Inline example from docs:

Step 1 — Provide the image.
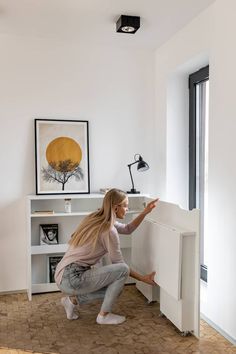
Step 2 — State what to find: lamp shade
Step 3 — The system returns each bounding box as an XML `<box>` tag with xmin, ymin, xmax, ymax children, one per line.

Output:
<box><xmin>137</xmin><ymin>157</ymin><xmax>149</xmax><ymax>171</ymax></box>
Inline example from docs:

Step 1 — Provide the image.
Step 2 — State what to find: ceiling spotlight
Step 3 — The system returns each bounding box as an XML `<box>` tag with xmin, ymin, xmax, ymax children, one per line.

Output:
<box><xmin>116</xmin><ymin>15</ymin><xmax>140</xmax><ymax>34</ymax></box>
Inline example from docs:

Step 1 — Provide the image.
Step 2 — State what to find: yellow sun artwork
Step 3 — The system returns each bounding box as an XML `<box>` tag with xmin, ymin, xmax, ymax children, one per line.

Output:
<box><xmin>46</xmin><ymin>137</ymin><xmax>82</xmax><ymax>172</ymax></box>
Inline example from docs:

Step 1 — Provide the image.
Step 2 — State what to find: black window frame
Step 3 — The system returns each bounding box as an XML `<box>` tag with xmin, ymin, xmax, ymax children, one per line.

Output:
<box><xmin>189</xmin><ymin>65</ymin><xmax>209</xmax><ymax>283</ymax></box>
<box><xmin>188</xmin><ymin>65</ymin><xmax>209</xmax><ymax>210</ymax></box>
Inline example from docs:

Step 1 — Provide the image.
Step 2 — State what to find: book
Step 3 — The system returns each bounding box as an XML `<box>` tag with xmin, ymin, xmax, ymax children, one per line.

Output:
<box><xmin>33</xmin><ymin>210</ymin><xmax>54</xmax><ymax>214</ymax></box>
<box><xmin>99</xmin><ymin>188</ymin><xmax>110</xmax><ymax>194</ymax></box>
<box><xmin>40</xmin><ymin>224</ymin><xmax>59</xmax><ymax>245</ymax></box>
<box><xmin>48</xmin><ymin>256</ymin><xmax>63</xmax><ymax>283</ymax></box>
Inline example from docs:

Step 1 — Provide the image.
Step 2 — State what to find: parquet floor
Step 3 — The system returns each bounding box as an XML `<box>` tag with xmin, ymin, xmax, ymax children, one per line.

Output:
<box><xmin>0</xmin><ymin>285</ymin><xmax>235</xmax><ymax>354</ymax></box>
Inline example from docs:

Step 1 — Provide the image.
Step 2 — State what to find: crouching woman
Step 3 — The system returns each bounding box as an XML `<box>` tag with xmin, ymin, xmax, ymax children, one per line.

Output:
<box><xmin>55</xmin><ymin>188</ymin><xmax>158</xmax><ymax>325</ymax></box>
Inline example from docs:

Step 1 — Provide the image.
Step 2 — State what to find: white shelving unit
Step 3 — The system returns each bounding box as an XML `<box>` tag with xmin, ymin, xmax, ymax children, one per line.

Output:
<box><xmin>26</xmin><ymin>193</ymin><xmax>147</xmax><ymax>300</ymax></box>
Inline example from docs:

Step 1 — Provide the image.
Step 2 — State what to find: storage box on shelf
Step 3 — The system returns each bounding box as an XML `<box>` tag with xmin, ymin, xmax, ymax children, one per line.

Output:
<box><xmin>27</xmin><ymin>193</ymin><xmax>147</xmax><ymax>300</ymax></box>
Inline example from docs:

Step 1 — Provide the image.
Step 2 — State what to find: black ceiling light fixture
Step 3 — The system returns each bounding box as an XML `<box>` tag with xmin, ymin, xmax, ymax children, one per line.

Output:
<box><xmin>116</xmin><ymin>15</ymin><xmax>140</xmax><ymax>34</ymax></box>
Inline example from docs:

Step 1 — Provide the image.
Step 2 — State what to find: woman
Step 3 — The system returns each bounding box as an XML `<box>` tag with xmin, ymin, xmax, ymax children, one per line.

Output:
<box><xmin>55</xmin><ymin>188</ymin><xmax>158</xmax><ymax>325</ymax></box>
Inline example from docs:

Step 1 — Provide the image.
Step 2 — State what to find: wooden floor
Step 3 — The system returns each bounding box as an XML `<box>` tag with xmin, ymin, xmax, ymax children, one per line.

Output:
<box><xmin>0</xmin><ymin>285</ymin><xmax>235</xmax><ymax>354</ymax></box>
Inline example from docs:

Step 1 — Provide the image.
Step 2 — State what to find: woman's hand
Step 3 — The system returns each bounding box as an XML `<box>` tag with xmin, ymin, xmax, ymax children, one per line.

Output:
<box><xmin>143</xmin><ymin>198</ymin><xmax>159</xmax><ymax>215</ymax></box>
<box><xmin>130</xmin><ymin>269</ymin><xmax>157</xmax><ymax>285</ymax></box>
<box><xmin>142</xmin><ymin>271</ymin><xmax>157</xmax><ymax>285</ymax></box>
<box><xmin>127</xmin><ymin>198</ymin><xmax>160</xmax><ymax>233</ymax></box>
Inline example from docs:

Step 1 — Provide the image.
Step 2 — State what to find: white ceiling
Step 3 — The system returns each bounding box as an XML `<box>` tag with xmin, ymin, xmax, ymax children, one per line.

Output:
<box><xmin>0</xmin><ymin>0</ymin><xmax>215</xmax><ymax>50</ymax></box>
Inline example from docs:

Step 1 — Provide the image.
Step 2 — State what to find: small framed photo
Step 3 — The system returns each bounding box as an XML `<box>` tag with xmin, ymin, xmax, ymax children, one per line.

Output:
<box><xmin>48</xmin><ymin>255</ymin><xmax>63</xmax><ymax>283</ymax></box>
<box><xmin>35</xmin><ymin>119</ymin><xmax>90</xmax><ymax>195</ymax></box>
<box><xmin>40</xmin><ymin>224</ymin><xmax>59</xmax><ymax>245</ymax></box>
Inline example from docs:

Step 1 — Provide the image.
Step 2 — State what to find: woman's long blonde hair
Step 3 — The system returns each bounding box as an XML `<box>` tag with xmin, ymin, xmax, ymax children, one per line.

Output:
<box><xmin>69</xmin><ymin>188</ymin><xmax>127</xmax><ymax>248</ymax></box>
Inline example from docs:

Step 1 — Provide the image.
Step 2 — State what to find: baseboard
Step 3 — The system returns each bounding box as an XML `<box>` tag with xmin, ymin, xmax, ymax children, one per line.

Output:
<box><xmin>0</xmin><ymin>285</ymin><xmax>136</xmax><ymax>296</ymax></box>
<box><xmin>200</xmin><ymin>313</ymin><xmax>236</xmax><ymax>346</ymax></box>
<box><xmin>0</xmin><ymin>289</ymin><xmax>27</xmax><ymax>296</ymax></box>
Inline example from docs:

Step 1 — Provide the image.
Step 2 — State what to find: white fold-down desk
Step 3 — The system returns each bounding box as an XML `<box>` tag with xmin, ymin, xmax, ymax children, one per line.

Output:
<box><xmin>131</xmin><ymin>199</ymin><xmax>200</xmax><ymax>337</ymax></box>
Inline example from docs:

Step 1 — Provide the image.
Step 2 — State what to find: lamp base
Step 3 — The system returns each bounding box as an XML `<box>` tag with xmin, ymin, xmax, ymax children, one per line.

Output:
<box><xmin>127</xmin><ymin>189</ymin><xmax>140</xmax><ymax>194</ymax></box>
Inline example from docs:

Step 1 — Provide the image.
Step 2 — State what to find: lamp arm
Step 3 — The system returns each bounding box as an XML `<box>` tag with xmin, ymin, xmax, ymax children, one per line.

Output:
<box><xmin>128</xmin><ymin>160</ymin><xmax>139</xmax><ymax>167</ymax></box>
<box><xmin>128</xmin><ymin>164</ymin><xmax>135</xmax><ymax>190</ymax></box>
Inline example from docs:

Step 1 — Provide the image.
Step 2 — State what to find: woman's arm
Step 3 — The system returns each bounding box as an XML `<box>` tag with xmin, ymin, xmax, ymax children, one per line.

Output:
<box><xmin>128</xmin><ymin>198</ymin><xmax>159</xmax><ymax>232</ymax></box>
<box><xmin>130</xmin><ymin>269</ymin><xmax>156</xmax><ymax>285</ymax></box>
<box><xmin>114</xmin><ymin>198</ymin><xmax>159</xmax><ymax>235</ymax></box>
<box><xmin>128</xmin><ymin>200</ymin><xmax>159</xmax><ymax>284</ymax></box>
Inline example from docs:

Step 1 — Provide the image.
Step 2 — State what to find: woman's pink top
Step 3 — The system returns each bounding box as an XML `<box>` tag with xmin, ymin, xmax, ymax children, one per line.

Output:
<box><xmin>55</xmin><ymin>221</ymin><xmax>136</xmax><ymax>285</ymax></box>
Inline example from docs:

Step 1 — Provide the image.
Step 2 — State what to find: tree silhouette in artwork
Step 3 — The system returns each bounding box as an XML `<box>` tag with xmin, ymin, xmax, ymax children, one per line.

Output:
<box><xmin>42</xmin><ymin>137</ymin><xmax>84</xmax><ymax>190</ymax></box>
<box><xmin>42</xmin><ymin>159</ymin><xmax>84</xmax><ymax>191</ymax></box>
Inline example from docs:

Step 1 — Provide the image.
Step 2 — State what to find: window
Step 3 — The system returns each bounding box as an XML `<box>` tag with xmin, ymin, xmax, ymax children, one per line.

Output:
<box><xmin>189</xmin><ymin>65</ymin><xmax>209</xmax><ymax>282</ymax></box>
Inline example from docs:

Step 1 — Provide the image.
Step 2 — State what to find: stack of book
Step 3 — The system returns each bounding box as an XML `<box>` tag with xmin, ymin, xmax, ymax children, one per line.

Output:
<box><xmin>33</xmin><ymin>210</ymin><xmax>54</xmax><ymax>215</ymax></box>
<box><xmin>99</xmin><ymin>188</ymin><xmax>110</xmax><ymax>194</ymax></box>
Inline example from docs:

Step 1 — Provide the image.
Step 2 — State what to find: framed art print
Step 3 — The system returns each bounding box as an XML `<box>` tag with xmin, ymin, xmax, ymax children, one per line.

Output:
<box><xmin>35</xmin><ymin>119</ymin><xmax>90</xmax><ymax>195</ymax></box>
<box><xmin>40</xmin><ymin>224</ymin><xmax>59</xmax><ymax>245</ymax></box>
<box><xmin>48</xmin><ymin>255</ymin><xmax>63</xmax><ymax>283</ymax></box>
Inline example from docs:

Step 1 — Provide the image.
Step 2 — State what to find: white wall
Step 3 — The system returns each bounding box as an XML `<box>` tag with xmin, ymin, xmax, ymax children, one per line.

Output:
<box><xmin>155</xmin><ymin>0</ymin><xmax>236</xmax><ymax>342</ymax></box>
<box><xmin>204</xmin><ymin>0</ymin><xmax>236</xmax><ymax>342</ymax></box>
<box><xmin>0</xmin><ymin>34</ymin><xmax>155</xmax><ymax>292</ymax></box>
<box><xmin>166</xmin><ymin>72</ymin><xmax>190</xmax><ymax>209</ymax></box>
<box><xmin>155</xmin><ymin>8</ymin><xmax>210</xmax><ymax>208</ymax></box>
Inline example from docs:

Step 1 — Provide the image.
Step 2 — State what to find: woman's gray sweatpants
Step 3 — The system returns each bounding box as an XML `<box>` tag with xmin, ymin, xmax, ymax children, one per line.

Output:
<box><xmin>58</xmin><ymin>262</ymin><xmax>129</xmax><ymax>312</ymax></box>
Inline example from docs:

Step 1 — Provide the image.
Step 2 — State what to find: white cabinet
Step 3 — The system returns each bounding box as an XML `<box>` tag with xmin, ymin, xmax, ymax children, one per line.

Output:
<box><xmin>131</xmin><ymin>199</ymin><xmax>200</xmax><ymax>337</ymax></box>
<box><xmin>26</xmin><ymin>193</ymin><xmax>146</xmax><ymax>301</ymax></box>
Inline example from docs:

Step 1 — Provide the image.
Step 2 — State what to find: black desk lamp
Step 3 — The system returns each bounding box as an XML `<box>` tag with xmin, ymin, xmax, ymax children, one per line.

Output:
<box><xmin>127</xmin><ymin>154</ymin><xmax>149</xmax><ymax>194</ymax></box>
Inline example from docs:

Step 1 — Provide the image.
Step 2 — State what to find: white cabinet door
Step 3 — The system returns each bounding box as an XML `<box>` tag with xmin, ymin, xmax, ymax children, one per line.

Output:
<box><xmin>131</xmin><ymin>219</ymin><xmax>182</xmax><ymax>300</ymax></box>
